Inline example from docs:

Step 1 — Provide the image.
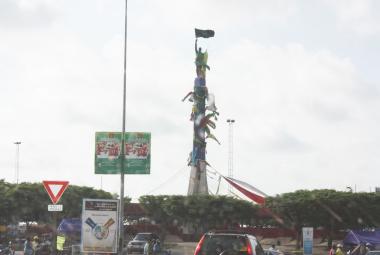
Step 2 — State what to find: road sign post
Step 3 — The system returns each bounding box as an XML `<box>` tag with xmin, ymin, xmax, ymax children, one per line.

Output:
<box><xmin>42</xmin><ymin>181</ymin><xmax>69</xmax><ymax>255</ymax></box>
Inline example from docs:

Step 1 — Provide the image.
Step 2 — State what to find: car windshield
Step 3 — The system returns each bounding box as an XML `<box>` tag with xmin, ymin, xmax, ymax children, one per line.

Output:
<box><xmin>200</xmin><ymin>235</ymin><xmax>249</xmax><ymax>255</ymax></box>
<box><xmin>134</xmin><ymin>234</ymin><xmax>151</xmax><ymax>241</ymax></box>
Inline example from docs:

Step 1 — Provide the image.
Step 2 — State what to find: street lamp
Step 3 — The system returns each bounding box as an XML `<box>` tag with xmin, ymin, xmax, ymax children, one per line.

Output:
<box><xmin>119</xmin><ymin>0</ymin><xmax>128</xmax><ymax>253</ymax></box>
<box><xmin>227</xmin><ymin>119</ymin><xmax>235</xmax><ymax>194</ymax></box>
<box><xmin>14</xmin><ymin>141</ymin><xmax>21</xmax><ymax>184</ymax></box>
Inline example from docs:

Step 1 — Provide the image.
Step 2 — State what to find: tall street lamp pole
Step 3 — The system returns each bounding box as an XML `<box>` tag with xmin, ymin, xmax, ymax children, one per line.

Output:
<box><xmin>227</xmin><ymin>119</ymin><xmax>235</xmax><ymax>194</ymax></box>
<box><xmin>14</xmin><ymin>141</ymin><xmax>21</xmax><ymax>184</ymax></box>
<box><xmin>119</xmin><ymin>0</ymin><xmax>128</xmax><ymax>254</ymax></box>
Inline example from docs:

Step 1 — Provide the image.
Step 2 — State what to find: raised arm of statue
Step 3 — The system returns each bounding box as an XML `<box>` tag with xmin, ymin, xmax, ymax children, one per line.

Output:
<box><xmin>195</xmin><ymin>39</ymin><xmax>198</xmax><ymax>54</ymax></box>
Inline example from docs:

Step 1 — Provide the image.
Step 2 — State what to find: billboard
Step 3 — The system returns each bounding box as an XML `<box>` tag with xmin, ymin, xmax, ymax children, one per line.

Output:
<box><xmin>81</xmin><ymin>199</ymin><xmax>119</xmax><ymax>253</ymax></box>
<box><xmin>95</xmin><ymin>132</ymin><xmax>151</xmax><ymax>174</ymax></box>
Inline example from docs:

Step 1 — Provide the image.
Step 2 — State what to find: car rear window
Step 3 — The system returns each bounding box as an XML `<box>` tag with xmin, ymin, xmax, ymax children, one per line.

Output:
<box><xmin>200</xmin><ymin>234</ymin><xmax>250</xmax><ymax>255</ymax></box>
<box><xmin>134</xmin><ymin>233</ymin><xmax>151</xmax><ymax>241</ymax></box>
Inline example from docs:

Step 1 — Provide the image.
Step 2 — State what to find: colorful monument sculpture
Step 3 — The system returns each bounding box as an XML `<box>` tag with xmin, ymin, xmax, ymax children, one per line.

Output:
<box><xmin>183</xmin><ymin>28</ymin><xmax>219</xmax><ymax>195</ymax></box>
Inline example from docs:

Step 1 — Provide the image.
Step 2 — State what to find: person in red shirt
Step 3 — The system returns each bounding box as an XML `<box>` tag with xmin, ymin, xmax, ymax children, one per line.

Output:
<box><xmin>329</xmin><ymin>244</ymin><xmax>337</xmax><ymax>255</ymax></box>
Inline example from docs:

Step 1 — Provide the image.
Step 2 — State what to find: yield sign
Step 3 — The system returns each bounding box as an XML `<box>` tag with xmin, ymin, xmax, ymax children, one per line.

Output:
<box><xmin>42</xmin><ymin>181</ymin><xmax>69</xmax><ymax>204</ymax></box>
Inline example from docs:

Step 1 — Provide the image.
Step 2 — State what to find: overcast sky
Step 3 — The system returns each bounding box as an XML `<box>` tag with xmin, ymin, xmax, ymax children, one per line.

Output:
<box><xmin>1</xmin><ymin>0</ymin><xmax>380</xmax><ymax>201</ymax></box>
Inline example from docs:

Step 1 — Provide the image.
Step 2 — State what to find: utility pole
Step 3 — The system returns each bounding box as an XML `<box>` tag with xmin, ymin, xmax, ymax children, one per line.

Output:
<box><xmin>227</xmin><ymin>119</ymin><xmax>235</xmax><ymax>194</ymax></box>
<box><xmin>14</xmin><ymin>141</ymin><xmax>21</xmax><ymax>184</ymax></box>
<box><xmin>119</xmin><ymin>0</ymin><xmax>128</xmax><ymax>254</ymax></box>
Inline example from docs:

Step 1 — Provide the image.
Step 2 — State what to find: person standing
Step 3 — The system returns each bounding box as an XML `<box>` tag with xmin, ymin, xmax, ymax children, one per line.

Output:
<box><xmin>144</xmin><ymin>240</ymin><xmax>150</xmax><ymax>255</ymax></box>
<box><xmin>24</xmin><ymin>237</ymin><xmax>34</xmax><ymax>255</ymax></box>
<box><xmin>336</xmin><ymin>244</ymin><xmax>345</xmax><ymax>255</ymax></box>
<box><xmin>8</xmin><ymin>241</ymin><xmax>15</xmax><ymax>255</ymax></box>
<box><xmin>359</xmin><ymin>243</ymin><xmax>370</xmax><ymax>255</ymax></box>
<box><xmin>153</xmin><ymin>239</ymin><xmax>161</xmax><ymax>255</ymax></box>
<box><xmin>32</xmin><ymin>236</ymin><xmax>40</xmax><ymax>254</ymax></box>
<box><xmin>329</xmin><ymin>244</ymin><xmax>337</xmax><ymax>255</ymax></box>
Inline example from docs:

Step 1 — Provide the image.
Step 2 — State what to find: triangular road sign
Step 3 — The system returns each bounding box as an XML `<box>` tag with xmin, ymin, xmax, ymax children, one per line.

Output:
<box><xmin>42</xmin><ymin>180</ymin><xmax>69</xmax><ymax>204</ymax></box>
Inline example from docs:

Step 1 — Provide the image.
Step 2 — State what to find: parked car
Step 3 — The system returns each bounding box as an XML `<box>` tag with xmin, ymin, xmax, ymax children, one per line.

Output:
<box><xmin>264</xmin><ymin>248</ymin><xmax>283</xmax><ymax>255</ymax></box>
<box><xmin>126</xmin><ymin>232</ymin><xmax>159</xmax><ymax>254</ymax></box>
<box><xmin>0</xmin><ymin>243</ymin><xmax>13</xmax><ymax>255</ymax></box>
<box><xmin>366</xmin><ymin>251</ymin><xmax>380</xmax><ymax>255</ymax></box>
<box><xmin>194</xmin><ymin>231</ymin><xmax>265</xmax><ymax>255</ymax></box>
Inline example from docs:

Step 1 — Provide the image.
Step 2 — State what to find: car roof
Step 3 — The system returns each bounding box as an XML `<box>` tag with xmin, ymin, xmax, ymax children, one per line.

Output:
<box><xmin>205</xmin><ymin>232</ymin><xmax>256</xmax><ymax>238</ymax></box>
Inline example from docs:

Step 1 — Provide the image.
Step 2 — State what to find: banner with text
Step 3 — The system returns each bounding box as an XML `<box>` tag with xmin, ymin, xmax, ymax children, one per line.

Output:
<box><xmin>81</xmin><ymin>199</ymin><xmax>119</xmax><ymax>253</ymax></box>
<box><xmin>95</xmin><ymin>132</ymin><xmax>151</xmax><ymax>174</ymax></box>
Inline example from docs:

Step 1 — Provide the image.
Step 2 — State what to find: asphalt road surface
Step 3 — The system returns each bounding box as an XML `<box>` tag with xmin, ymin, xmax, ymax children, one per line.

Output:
<box><xmin>167</xmin><ymin>242</ymin><xmax>196</xmax><ymax>255</ymax></box>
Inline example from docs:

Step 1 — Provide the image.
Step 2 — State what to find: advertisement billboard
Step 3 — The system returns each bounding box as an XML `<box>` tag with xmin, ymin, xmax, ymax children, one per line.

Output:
<box><xmin>95</xmin><ymin>132</ymin><xmax>151</xmax><ymax>174</ymax></box>
<box><xmin>81</xmin><ymin>199</ymin><xmax>119</xmax><ymax>253</ymax></box>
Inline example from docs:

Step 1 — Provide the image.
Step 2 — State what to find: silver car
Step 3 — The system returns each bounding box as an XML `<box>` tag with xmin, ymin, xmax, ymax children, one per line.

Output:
<box><xmin>127</xmin><ymin>233</ymin><xmax>159</xmax><ymax>254</ymax></box>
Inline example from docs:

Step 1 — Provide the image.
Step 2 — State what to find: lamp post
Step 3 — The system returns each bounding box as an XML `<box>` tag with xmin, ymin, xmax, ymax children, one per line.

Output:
<box><xmin>14</xmin><ymin>141</ymin><xmax>21</xmax><ymax>184</ymax></box>
<box><xmin>227</xmin><ymin>119</ymin><xmax>235</xmax><ymax>194</ymax></box>
<box><xmin>119</xmin><ymin>0</ymin><xmax>128</xmax><ymax>254</ymax></box>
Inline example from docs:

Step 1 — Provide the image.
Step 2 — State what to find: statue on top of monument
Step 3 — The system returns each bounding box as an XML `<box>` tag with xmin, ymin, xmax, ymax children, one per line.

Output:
<box><xmin>195</xmin><ymin>39</ymin><xmax>209</xmax><ymax>77</ymax></box>
<box><xmin>194</xmin><ymin>28</ymin><xmax>214</xmax><ymax>78</ymax></box>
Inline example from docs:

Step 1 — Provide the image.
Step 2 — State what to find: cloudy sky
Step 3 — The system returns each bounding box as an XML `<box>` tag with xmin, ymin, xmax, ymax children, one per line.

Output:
<box><xmin>1</xmin><ymin>0</ymin><xmax>380</xmax><ymax>200</ymax></box>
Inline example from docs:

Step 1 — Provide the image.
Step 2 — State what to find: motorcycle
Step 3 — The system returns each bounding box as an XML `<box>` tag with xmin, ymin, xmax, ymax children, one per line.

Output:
<box><xmin>0</xmin><ymin>246</ymin><xmax>14</xmax><ymax>255</ymax></box>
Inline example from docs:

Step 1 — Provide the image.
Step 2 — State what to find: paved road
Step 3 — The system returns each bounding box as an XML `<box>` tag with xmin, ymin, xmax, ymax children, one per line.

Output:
<box><xmin>169</xmin><ymin>242</ymin><xmax>196</xmax><ymax>255</ymax></box>
<box><xmin>122</xmin><ymin>242</ymin><xmax>196</xmax><ymax>255</ymax></box>
<box><xmin>13</xmin><ymin>242</ymin><xmax>196</xmax><ymax>255</ymax></box>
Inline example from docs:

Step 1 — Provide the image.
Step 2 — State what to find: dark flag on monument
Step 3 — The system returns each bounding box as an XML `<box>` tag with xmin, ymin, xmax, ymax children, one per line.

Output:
<box><xmin>195</xmin><ymin>28</ymin><xmax>215</xmax><ymax>38</ymax></box>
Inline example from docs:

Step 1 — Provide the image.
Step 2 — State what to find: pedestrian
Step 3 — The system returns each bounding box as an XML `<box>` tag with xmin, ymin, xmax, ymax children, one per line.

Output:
<box><xmin>144</xmin><ymin>240</ymin><xmax>150</xmax><ymax>255</ymax></box>
<box><xmin>153</xmin><ymin>239</ymin><xmax>161</xmax><ymax>255</ymax></box>
<box><xmin>336</xmin><ymin>244</ymin><xmax>344</xmax><ymax>255</ymax></box>
<box><xmin>24</xmin><ymin>237</ymin><xmax>34</xmax><ymax>255</ymax></box>
<box><xmin>365</xmin><ymin>243</ymin><xmax>372</xmax><ymax>252</ymax></box>
<box><xmin>32</xmin><ymin>236</ymin><xmax>40</xmax><ymax>254</ymax></box>
<box><xmin>8</xmin><ymin>241</ymin><xmax>15</xmax><ymax>255</ymax></box>
<box><xmin>359</xmin><ymin>243</ymin><xmax>370</xmax><ymax>255</ymax></box>
<box><xmin>329</xmin><ymin>244</ymin><xmax>337</xmax><ymax>255</ymax></box>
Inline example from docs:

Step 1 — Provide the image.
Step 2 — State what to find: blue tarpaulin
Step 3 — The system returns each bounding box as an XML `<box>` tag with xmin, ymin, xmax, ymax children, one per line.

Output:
<box><xmin>57</xmin><ymin>218</ymin><xmax>81</xmax><ymax>235</ymax></box>
<box><xmin>343</xmin><ymin>230</ymin><xmax>380</xmax><ymax>246</ymax></box>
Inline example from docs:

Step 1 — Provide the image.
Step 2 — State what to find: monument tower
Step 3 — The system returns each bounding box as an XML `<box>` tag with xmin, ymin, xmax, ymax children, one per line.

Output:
<box><xmin>183</xmin><ymin>29</ymin><xmax>219</xmax><ymax>195</ymax></box>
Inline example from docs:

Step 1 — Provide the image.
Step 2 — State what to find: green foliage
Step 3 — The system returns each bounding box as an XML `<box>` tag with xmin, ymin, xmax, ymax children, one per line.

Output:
<box><xmin>265</xmin><ymin>189</ymin><xmax>380</xmax><ymax>230</ymax></box>
<box><xmin>265</xmin><ymin>189</ymin><xmax>380</xmax><ymax>249</ymax></box>
<box><xmin>0</xmin><ymin>180</ymin><xmax>15</xmax><ymax>224</ymax></box>
<box><xmin>9</xmin><ymin>182</ymin><xmax>51</xmax><ymax>223</ymax></box>
<box><xmin>0</xmin><ymin>180</ymin><xmax>116</xmax><ymax>224</ymax></box>
<box><xmin>2</xmin><ymin>178</ymin><xmax>380</xmax><ymax>242</ymax></box>
<box><xmin>60</xmin><ymin>185</ymin><xmax>115</xmax><ymax>219</ymax></box>
<box><xmin>139</xmin><ymin>195</ymin><xmax>259</xmax><ymax>234</ymax></box>
<box><xmin>140</xmin><ymin>191</ymin><xmax>380</xmax><ymax>246</ymax></box>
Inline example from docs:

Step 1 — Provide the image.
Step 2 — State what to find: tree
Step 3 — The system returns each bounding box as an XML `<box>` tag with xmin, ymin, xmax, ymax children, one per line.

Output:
<box><xmin>1</xmin><ymin>181</ymin><xmax>116</xmax><ymax>226</ymax></box>
<box><xmin>8</xmin><ymin>182</ymin><xmax>51</xmax><ymax>224</ymax></box>
<box><xmin>60</xmin><ymin>185</ymin><xmax>114</xmax><ymax>219</ymax></box>
<box><xmin>139</xmin><ymin>195</ymin><xmax>260</xmax><ymax>237</ymax></box>
<box><xmin>0</xmin><ymin>180</ymin><xmax>15</xmax><ymax>224</ymax></box>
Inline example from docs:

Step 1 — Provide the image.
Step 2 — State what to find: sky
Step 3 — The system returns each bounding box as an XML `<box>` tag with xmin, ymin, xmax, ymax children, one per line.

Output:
<box><xmin>1</xmin><ymin>0</ymin><xmax>380</xmax><ymax>201</ymax></box>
